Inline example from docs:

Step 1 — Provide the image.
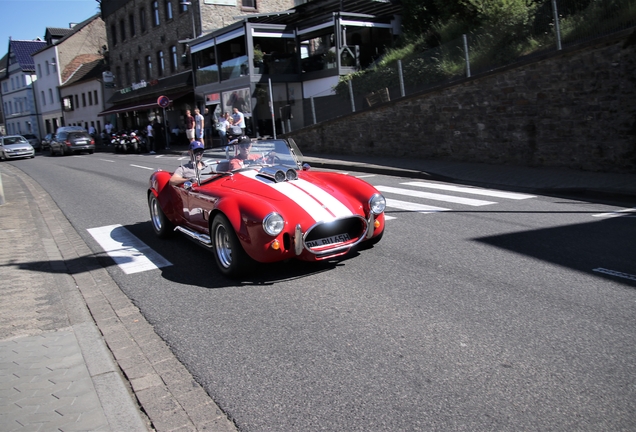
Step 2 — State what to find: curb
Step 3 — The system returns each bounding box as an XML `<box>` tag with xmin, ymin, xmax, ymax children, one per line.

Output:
<box><xmin>6</xmin><ymin>164</ymin><xmax>237</xmax><ymax>432</ymax></box>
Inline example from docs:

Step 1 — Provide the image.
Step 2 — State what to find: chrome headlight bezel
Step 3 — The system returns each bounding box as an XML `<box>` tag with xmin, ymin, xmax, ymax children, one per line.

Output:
<box><xmin>263</xmin><ymin>212</ymin><xmax>285</xmax><ymax>236</ymax></box>
<box><xmin>369</xmin><ymin>193</ymin><xmax>386</xmax><ymax>215</ymax></box>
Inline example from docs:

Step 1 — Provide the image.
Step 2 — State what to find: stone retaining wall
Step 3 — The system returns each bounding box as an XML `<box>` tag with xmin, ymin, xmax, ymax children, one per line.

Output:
<box><xmin>286</xmin><ymin>29</ymin><xmax>636</xmax><ymax>173</ymax></box>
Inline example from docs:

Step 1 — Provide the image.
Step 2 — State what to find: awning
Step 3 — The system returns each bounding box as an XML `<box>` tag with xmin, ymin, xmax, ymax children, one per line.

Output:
<box><xmin>98</xmin><ymin>91</ymin><xmax>191</xmax><ymax>116</ymax></box>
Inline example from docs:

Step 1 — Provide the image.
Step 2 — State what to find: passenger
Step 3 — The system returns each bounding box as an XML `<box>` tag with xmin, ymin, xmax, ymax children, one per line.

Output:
<box><xmin>229</xmin><ymin>137</ymin><xmax>274</xmax><ymax>170</ymax></box>
<box><xmin>169</xmin><ymin>140</ymin><xmax>209</xmax><ymax>186</ymax></box>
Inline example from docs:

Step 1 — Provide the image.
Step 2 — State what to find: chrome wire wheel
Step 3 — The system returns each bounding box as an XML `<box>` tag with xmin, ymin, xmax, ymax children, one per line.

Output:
<box><xmin>214</xmin><ymin>222</ymin><xmax>233</xmax><ymax>269</ymax></box>
<box><xmin>148</xmin><ymin>194</ymin><xmax>173</xmax><ymax>238</ymax></box>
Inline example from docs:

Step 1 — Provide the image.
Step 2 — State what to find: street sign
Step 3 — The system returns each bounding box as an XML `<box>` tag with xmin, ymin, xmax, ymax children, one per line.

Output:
<box><xmin>157</xmin><ymin>95</ymin><xmax>170</xmax><ymax>108</ymax></box>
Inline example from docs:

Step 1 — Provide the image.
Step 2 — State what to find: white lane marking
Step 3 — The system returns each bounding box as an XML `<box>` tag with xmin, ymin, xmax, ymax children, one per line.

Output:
<box><xmin>87</xmin><ymin>224</ymin><xmax>172</xmax><ymax>274</ymax></box>
<box><xmin>130</xmin><ymin>164</ymin><xmax>155</xmax><ymax>170</ymax></box>
<box><xmin>384</xmin><ymin>215</ymin><xmax>397</xmax><ymax>220</ymax></box>
<box><xmin>592</xmin><ymin>208</ymin><xmax>636</xmax><ymax>218</ymax></box>
<box><xmin>355</xmin><ymin>174</ymin><xmax>376</xmax><ymax>179</ymax></box>
<box><xmin>386</xmin><ymin>198</ymin><xmax>450</xmax><ymax>213</ymax></box>
<box><xmin>593</xmin><ymin>268</ymin><xmax>636</xmax><ymax>281</ymax></box>
<box><xmin>377</xmin><ymin>185</ymin><xmax>496</xmax><ymax>206</ymax></box>
<box><xmin>99</xmin><ymin>159</ymin><xmax>115</xmax><ymax>163</ymax></box>
<box><xmin>402</xmin><ymin>181</ymin><xmax>536</xmax><ymax>200</ymax></box>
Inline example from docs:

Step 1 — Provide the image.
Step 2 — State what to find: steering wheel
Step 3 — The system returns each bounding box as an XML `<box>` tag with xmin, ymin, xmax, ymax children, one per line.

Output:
<box><xmin>265</xmin><ymin>152</ymin><xmax>281</xmax><ymax>165</ymax></box>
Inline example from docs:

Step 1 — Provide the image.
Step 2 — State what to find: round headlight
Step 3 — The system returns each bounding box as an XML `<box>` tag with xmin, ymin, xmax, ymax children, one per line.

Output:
<box><xmin>286</xmin><ymin>169</ymin><xmax>298</xmax><ymax>181</ymax></box>
<box><xmin>369</xmin><ymin>193</ymin><xmax>386</xmax><ymax>215</ymax></box>
<box><xmin>263</xmin><ymin>212</ymin><xmax>285</xmax><ymax>236</ymax></box>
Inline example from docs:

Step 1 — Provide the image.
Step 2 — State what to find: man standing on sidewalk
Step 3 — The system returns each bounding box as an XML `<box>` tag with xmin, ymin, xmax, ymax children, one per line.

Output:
<box><xmin>185</xmin><ymin>110</ymin><xmax>195</xmax><ymax>143</ymax></box>
<box><xmin>147</xmin><ymin>122</ymin><xmax>155</xmax><ymax>154</ymax></box>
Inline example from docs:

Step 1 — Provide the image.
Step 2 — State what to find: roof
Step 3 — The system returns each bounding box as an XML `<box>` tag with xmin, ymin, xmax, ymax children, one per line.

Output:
<box><xmin>60</xmin><ymin>54</ymin><xmax>104</xmax><ymax>84</ymax></box>
<box><xmin>239</xmin><ymin>0</ymin><xmax>401</xmax><ymax>26</ymax></box>
<box><xmin>34</xmin><ymin>14</ymin><xmax>102</xmax><ymax>55</ymax></box>
<box><xmin>60</xmin><ymin>58</ymin><xmax>105</xmax><ymax>87</ymax></box>
<box><xmin>8</xmin><ymin>39</ymin><xmax>47</xmax><ymax>72</ymax></box>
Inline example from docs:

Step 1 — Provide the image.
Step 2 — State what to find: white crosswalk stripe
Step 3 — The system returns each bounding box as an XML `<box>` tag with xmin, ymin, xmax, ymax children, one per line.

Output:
<box><xmin>401</xmin><ymin>181</ymin><xmax>536</xmax><ymax>200</ymax></box>
<box><xmin>373</xmin><ymin>181</ymin><xmax>537</xmax><ymax>220</ymax></box>
<box><xmin>385</xmin><ymin>198</ymin><xmax>450</xmax><ymax>213</ymax></box>
<box><xmin>377</xmin><ymin>185</ymin><xmax>496</xmax><ymax>206</ymax></box>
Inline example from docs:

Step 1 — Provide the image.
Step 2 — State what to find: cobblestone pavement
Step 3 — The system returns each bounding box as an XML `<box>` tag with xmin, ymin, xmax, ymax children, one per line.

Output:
<box><xmin>0</xmin><ymin>163</ymin><xmax>236</xmax><ymax>432</ymax></box>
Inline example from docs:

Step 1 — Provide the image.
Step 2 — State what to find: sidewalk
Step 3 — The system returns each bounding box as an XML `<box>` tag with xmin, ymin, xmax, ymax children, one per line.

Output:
<box><xmin>0</xmin><ymin>163</ymin><xmax>236</xmax><ymax>432</ymax></box>
<box><xmin>1</xmin><ymin>150</ymin><xmax>633</xmax><ymax>431</ymax></box>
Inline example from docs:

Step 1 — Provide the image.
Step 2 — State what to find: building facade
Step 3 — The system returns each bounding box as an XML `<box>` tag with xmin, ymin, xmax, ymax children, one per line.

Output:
<box><xmin>98</xmin><ymin>0</ymin><xmax>296</xmax><ymax>143</ymax></box>
<box><xmin>32</xmin><ymin>15</ymin><xmax>107</xmax><ymax>138</ymax></box>
<box><xmin>190</xmin><ymin>0</ymin><xmax>401</xmax><ymax>138</ymax></box>
<box><xmin>1</xmin><ymin>39</ymin><xmax>47</xmax><ymax>138</ymax></box>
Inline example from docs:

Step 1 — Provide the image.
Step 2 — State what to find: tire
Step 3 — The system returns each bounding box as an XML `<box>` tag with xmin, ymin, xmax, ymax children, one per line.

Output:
<box><xmin>148</xmin><ymin>193</ymin><xmax>174</xmax><ymax>238</ymax></box>
<box><xmin>211</xmin><ymin>213</ymin><xmax>253</xmax><ymax>277</ymax></box>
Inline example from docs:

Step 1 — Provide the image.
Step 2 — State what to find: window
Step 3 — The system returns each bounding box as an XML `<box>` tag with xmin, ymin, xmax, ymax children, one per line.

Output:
<box><xmin>170</xmin><ymin>46</ymin><xmax>178</xmax><ymax>72</ymax></box>
<box><xmin>41</xmin><ymin>91</ymin><xmax>46</xmax><ymax>106</ymax></box>
<box><xmin>120</xmin><ymin>19</ymin><xmax>126</xmax><ymax>41</ymax></box>
<box><xmin>45</xmin><ymin>61</ymin><xmax>50</xmax><ymax>75</ymax></box>
<box><xmin>75</xmin><ymin>94</ymin><xmax>79</xmax><ymax>108</ymax></box>
<box><xmin>140</xmin><ymin>8</ymin><xmax>147</xmax><ymax>32</ymax></box>
<box><xmin>152</xmin><ymin>1</ymin><xmax>160</xmax><ymax>27</ymax></box>
<box><xmin>82</xmin><ymin>93</ymin><xmax>86</xmax><ymax>107</ymax></box>
<box><xmin>115</xmin><ymin>66</ymin><xmax>122</xmax><ymax>87</ymax></box>
<box><xmin>49</xmin><ymin>89</ymin><xmax>53</xmax><ymax>104</ymax></box>
<box><xmin>134</xmin><ymin>59</ymin><xmax>141</xmax><ymax>82</ymax></box>
<box><xmin>63</xmin><ymin>96</ymin><xmax>74</xmax><ymax>112</ymax></box>
<box><xmin>216</xmin><ymin>33</ymin><xmax>248</xmax><ymax>81</ymax></box>
<box><xmin>88</xmin><ymin>91</ymin><xmax>93</xmax><ymax>105</ymax></box>
<box><xmin>145</xmin><ymin>55</ymin><xmax>152</xmax><ymax>79</ymax></box>
<box><xmin>94</xmin><ymin>90</ymin><xmax>98</xmax><ymax>105</ymax></box>
<box><xmin>111</xmin><ymin>24</ymin><xmax>117</xmax><ymax>45</ymax></box>
<box><xmin>129</xmin><ymin>14</ymin><xmax>136</xmax><ymax>37</ymax></box>
<box><xmin>242</xmin><ymin>0</ymin><xmax>256</xmax><ymax>8</ymax></box>
<box><xmin>165</xmin><ymin>0</ymin><xmax>173</xmax><ymax>20</ymax></box>
<box><xmin>51</xmin><ymin>58</ymin><xmax>57</xmax><ymax>73</ymax></box>
<box><xmin>180</xmin><ymin>1</ymin><xmax>188</xmax><ymax>12</ymax></box>
<box><xmin>125</xmin><ymin>62</ymin><xmax>131</xmax><ymax>85</ymax></box>
<box><xmin>156</xmin><ymin>51</ymin><xmax>165</xmax><ymax>77</ymax></box>
<box><xmin>37</xmin><ymin>64</ymin><xmax>42</xmax><ymax>77</ymax></box>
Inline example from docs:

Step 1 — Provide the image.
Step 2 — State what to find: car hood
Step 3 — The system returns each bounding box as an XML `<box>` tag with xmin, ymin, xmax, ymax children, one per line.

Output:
<box><xmin>219</xmin><ymin>169</ymin><xmax>360</xmax><ymax>221</ymax></box>
<box><xmin>4</xmin><ymin>143</ymin><xmax>32</xmax><ymax>150</ymax></box>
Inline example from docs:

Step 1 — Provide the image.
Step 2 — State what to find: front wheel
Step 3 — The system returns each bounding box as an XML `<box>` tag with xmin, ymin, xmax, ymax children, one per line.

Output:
<box><xmin>211</xmin><ymin>214</ymin><xmax>253</xmax><ymax>277</ymax></box>
<box><xmin>148</xmin><ymin>193</ymin><xmax>174</xmax><ymax>238</ymax></box>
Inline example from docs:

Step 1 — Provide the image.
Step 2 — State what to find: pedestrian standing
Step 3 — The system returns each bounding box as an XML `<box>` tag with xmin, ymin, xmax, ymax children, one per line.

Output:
<box><xmin>232</xmin><ymin>107</ymin><xmax>245</xmax><ymax>135</ymax></box>
<box><xmin>185</xmin><ymin>109</ymin><xmax>195</xmax><ymax>142</ymax></box>
<box><xmin>147</xmin><ymin>122</ymin><xmax>155</xmax><ymax>154</ymax></box>
<box><xmin>194</xmin><ymin>108</ymin><xmax>205</xmax><ymax>144</ymax></box>
<box><xmin>204</xmin><ymin>108</ymin><xmax>213</xmax><ymax>148</ymax></box>
<box><xmin>217</xmin><ymin>112</ymin><xmax>230</xmax><ymax>156</ymax></box>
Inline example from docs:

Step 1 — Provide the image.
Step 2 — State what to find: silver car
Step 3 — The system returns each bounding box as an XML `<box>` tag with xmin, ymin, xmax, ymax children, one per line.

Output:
<box><xmin>0</xmin><ymin>135</ymin><xmax>35</xmax><ymax>160</ymax></box>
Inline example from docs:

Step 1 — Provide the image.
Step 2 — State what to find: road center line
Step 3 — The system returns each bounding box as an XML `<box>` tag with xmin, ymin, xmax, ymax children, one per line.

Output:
<box><xmin>130</xmin><ymin>164</ymin><xmax>155</xmax><ymax>170</ymax></box>
<box><xmin>592</xmin><ymin>208</ymin><xmax>636</xmax><ymax>218</ymax></box>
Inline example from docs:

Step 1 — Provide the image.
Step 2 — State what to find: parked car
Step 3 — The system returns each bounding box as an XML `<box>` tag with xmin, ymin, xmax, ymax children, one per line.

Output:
<box><xmin>147</xmin><ymin>137</ymin><xmax>386</xmax><ymax>277</ymax></box>
<box><xmin>0</xmin><ymin>135</ymin><xmax>35</xmax><ymax>160</ymax></box>
<box><xmin>41</xmin><ymin>133</ymin><xmax>54</xmax><ymax>151</ymax></box>
<box><xmin>22</xmin><ymin>134</ymin><xmax>40</xmax><ymax>151</ymax></box>
<box><xmin>49</xmin><ymin>127</ymin><xmax>95</xmax><ymax>156</ymax></box>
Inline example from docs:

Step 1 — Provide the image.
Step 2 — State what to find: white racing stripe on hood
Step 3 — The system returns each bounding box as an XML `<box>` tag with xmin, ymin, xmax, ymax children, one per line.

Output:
<box><xmin>239</xmin><ymin>171</ymin><xmax>353</xmax><ymax>222</ymax></box>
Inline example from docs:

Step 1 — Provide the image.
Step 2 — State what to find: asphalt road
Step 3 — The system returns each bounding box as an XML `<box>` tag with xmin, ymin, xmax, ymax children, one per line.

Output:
<box><xmin>8</xmin><ymin>151</ymin><xmax>636</xmax><ymax>431</ymax></box>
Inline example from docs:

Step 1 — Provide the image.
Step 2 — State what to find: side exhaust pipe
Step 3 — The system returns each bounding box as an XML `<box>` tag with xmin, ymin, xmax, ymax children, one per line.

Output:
<box><xmin>175</xmin><ymin>226</ymin><xmax>212</xmax><ymax>247</ymax></box>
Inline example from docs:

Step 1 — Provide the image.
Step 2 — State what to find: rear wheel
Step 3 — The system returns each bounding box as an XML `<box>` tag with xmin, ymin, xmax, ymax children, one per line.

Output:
<box><xmin>148</xmin><ymin>194</ymin><xmax>174</xmax><ymax>238</ymax></box>
<box><xmin>211</xmin><ymin>214</ymin><xmax>253</xmax><ymax>277</ymax></box>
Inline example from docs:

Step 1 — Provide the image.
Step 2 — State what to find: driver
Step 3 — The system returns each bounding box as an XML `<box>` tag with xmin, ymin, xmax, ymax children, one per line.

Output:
<box><xmin>228</xmin><ymin>137</ymin><xmax>273</xmax><ymax>170</ymax></box>
<box><xmin>169</xmin><ymin>140</ymin><xmax>209</xmax><ymax>186</ymax></box>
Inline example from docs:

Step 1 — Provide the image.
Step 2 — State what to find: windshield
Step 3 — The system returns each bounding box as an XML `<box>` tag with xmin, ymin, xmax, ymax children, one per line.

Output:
<box><xmin>4</xmin><ymin>137</ymin><xmax>28</xmax><ymax>145</ymax></box>
<box><xmin>199</xmin><ymin>138</ymin><xmax>303</xmax><ymax>174</ymax></box>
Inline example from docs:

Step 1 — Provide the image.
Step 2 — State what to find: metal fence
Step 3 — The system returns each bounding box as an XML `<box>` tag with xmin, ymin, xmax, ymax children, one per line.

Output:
<box><xmin>299</xmin><ymin>0</ymin><xmax>636</xmax><ymax>128</ymax></box>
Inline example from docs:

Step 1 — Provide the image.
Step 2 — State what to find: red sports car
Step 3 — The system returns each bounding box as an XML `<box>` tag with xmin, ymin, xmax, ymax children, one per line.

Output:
<box><xmin>147</xmin><ymin>138</ymin><xmax>386</xmax><ymax>277</ymax></box>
